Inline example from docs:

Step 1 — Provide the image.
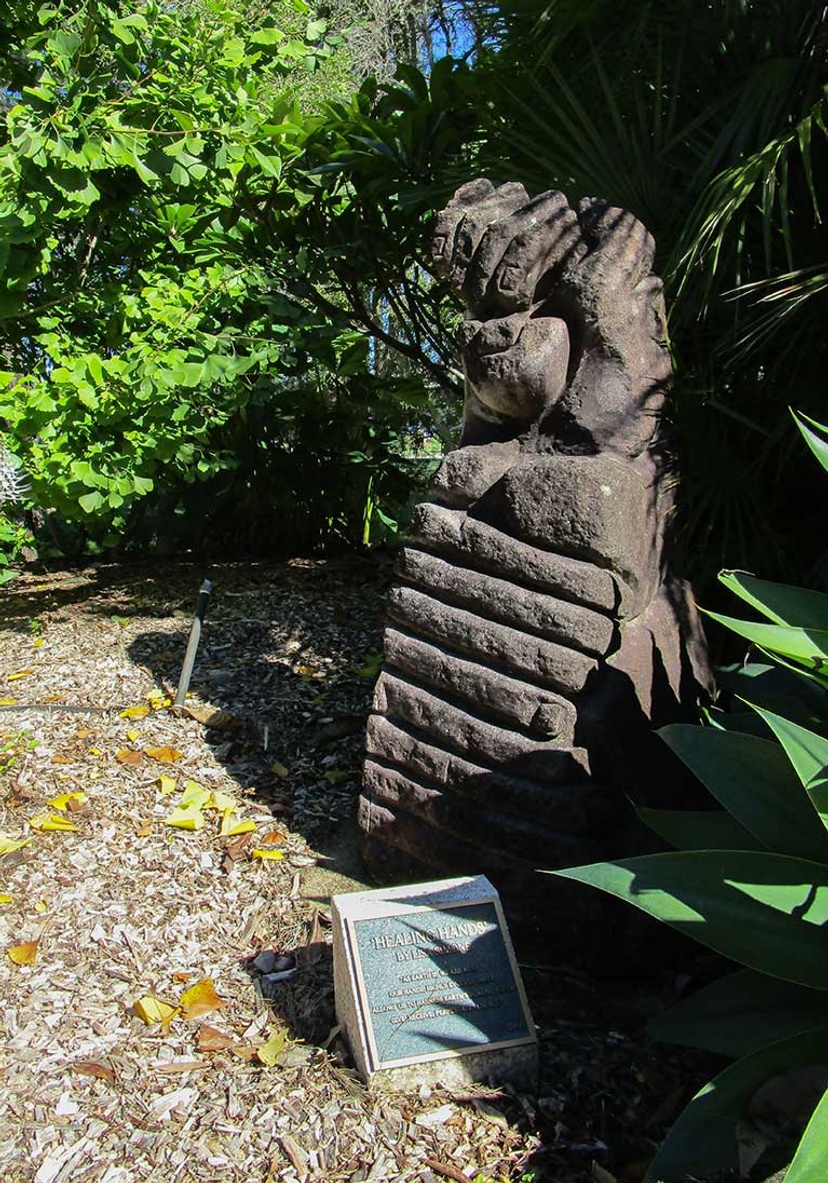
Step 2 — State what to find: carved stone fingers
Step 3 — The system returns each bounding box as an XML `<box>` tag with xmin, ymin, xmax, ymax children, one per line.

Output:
<box><xmin>431</xmin><ymin>180</ymin><xmax>529</xmax><ymax>294</ymax></box>
<box><xmin>464</xmin><ymin>190</ymin><xmax>584</xmax><ymax>316</ymax></box>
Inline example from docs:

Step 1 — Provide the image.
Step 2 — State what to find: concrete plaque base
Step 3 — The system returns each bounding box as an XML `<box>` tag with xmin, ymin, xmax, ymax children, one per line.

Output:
<box><xmin>332</xmin><ymin>876</ymin><xmax>538</xmax><ymax>1092</ymax></box>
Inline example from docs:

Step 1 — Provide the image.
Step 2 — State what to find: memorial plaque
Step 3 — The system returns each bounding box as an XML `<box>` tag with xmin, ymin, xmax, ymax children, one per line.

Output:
<box><xmin>332</xmin><ymin>876</ymin><xmax>537</xmax><ymax>1090</ymax></box>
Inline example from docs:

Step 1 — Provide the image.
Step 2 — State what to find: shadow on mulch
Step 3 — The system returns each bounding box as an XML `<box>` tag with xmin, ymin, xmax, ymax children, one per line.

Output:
<box><xmin>5</xmin><ymin>555</ymin><xmax>737</xmax><ymax>1182</ymax></box>
<box><xmin>124</xmin><ymin>553</ymin><xmax>390</xmax><ymax>854</ymax></box>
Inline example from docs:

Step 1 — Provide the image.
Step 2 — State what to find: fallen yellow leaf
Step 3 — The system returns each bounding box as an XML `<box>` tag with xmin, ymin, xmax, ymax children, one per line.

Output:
<box><xmin>88</xmin><ymin>747</ymin><xmax>102</xmax><ymax>756</ymax></box>
<box><xmin>120</xmin><ymin>705</ymin><xmax>150</xmax><ymax>719</ymax></box>
<box><xmin>207</xmin><ymin>789</ymin><xmax>238</xmax><ymax>813</ymax></box>
<box><xmin>179</xmin><ymin>978</ymin><xmax>226</xmax><ymax>1020</ymax></box>
<box><xmin>133</xmin><ymin>995</ymin><xmax>179</xmax><ymax>1027</ymax></box>
<box><xmin>0</xmin><ymin>835</ymin><xmax>31</xmax><ymax>857</ymax></box>
<box><xmin>163</xmin><ymin>806</ymin><xmax>205</xmax><ymax>831</ymax></box>
<box><xmin>29</xmin><ymin>812</ymin><xmax>81</xmax><ymax>833</ymax></box>
<box><xmin>34</xmin><ymin>900</ymin><xmax>48</xmax><ymax>914</ymax></box>
<box><xmin>270</xmin><ymin>761</ymin><xmax>289</xmax><ymax>778</ymax></box>
<box><xmin>180</xmin><ymin>780</ymin><xmax>210</xmax><ymax>809</ymax></box>
<box><xmin>126</xmin><ymin>730</ymin><xmax>140</xmax><ymax>742</ymax></box>
<box><xmin>0</xmin><ymin>697</ymin><xmax>18</xmax><ymax>706</ymax></box>
<box><xmin>0</xmin><ymin>893</ymin><xmax>12</xmax><ymax>905</ymax></box>
<box><xmin>157</xmin><ymin>775</ymin><xmax>177</xmax><ymax>796</ymax></box>
<box><xmin>251</xmin><ymin>849</ymin><xmax>284</xmax><ymax>861</ymax></box>
<box><xmin>255</xmin><ymin>1027</ymin><xmax>288</xmax><ymax>1066</ymax></box>
<box><xmin>144</xmin><ymin>746</ymin><xmax>183</xmax><ymax>763</ymax></box>
<box><xmin>115</xmin><ymin>748</ymin><xmax>143</xmax><ymax>766</ymax></box>
<box><xmin>7</xmin><ymin>940</ymin><xmax>38</xmax><ymax>966</ymax></box>
<box><xmin>47</xmin><ymin>791</ymin><xmax>86</xmax><ymax>812</ymax></box>
<box><xmin>7</xmin><ymin>669</ymin><xmax>34</xmax><ymax>682</ymax></box>
<box><xmin>219</xmin><ymin>811</ymin><xmax>256</xmax><ymax>837</ymax></box>
<box><xmin>76</xmin><ymin>728</ymin><xmax>94</xmax><ymax>739</ymax></box>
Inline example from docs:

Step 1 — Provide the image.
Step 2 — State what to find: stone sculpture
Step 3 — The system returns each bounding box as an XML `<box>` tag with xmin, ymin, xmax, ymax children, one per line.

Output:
<box><xmin>359</xmin><ymin>179</ymin><xmax>710</xmax><ymax>928</ymax></box>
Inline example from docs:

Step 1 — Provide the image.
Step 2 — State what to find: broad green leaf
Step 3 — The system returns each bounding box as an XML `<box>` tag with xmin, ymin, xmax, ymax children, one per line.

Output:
<box><xmin>794</xmin><ymin>411</ymin><xmax>828</xmax><ymax>477</ymax></box>
<box><xmin>717</xmin><ymin>662</ymin><xmax>828</xmax><ymax>724</ymax></box>
<box><xmin>638</xmin><ymin>806</ymin><xmax>764</xmax><ymax>851</ymax></box>
<box><xmin>645</xmin><ymin>1030</ymin><xmax>828</xmax><ymax>1182</ymax></box>
<box><xmin>749</xmin><ymin>703</ymin><xmax>828</xmax><ymax>828</ymax></box>
<box><xmin>702</xmin><ymin>610</ymin><xmax>828</xmax><ymax>667</ymax></box>
<box><xmin>784</xmin><ymin>1081</ymin><xmax>828</xmax><ymax>1183</ymax></box>
<box><xmin>659</xmin><ymin>725</ymin><xmax>828</xmax><ymax>861</ymax></box>
<box><xmin>77</xmin><ymin>491</ymin><xmax>104</xmax><ymax>513</ymax></box>
<box><xmin>648</xmin><ymin>968</ymin><xmax>828</xmax><ymax>1057</ymax></box>
<box><xmin>719</xmin><ymin>570</ymin><xmax>828</xmax><ymax>629</ymax></box>
<box><xmin>554</xmin><ymin>852</ymin><xmax>828</xmax><ymax>989</ymax></box>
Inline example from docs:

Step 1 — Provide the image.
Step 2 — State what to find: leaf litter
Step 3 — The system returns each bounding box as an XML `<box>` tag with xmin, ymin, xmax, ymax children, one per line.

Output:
<box><xmin>0</xmin><ymin>559</ymin><xmax>712</xmax><ymax>1183</ymax></box>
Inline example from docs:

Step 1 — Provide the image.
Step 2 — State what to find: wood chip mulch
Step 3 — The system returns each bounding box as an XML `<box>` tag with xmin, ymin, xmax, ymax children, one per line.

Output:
<box><xmin>0</xmin><ymin>558</ymin><xmax>715</xmax><ymax>1183</ymax></box>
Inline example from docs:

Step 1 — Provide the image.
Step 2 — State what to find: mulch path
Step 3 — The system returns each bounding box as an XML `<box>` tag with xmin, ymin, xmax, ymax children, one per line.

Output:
<box><xmin>0</xmin><ymin>557</ymin><xmax>713</xmax><ymax>1183</ymax></box>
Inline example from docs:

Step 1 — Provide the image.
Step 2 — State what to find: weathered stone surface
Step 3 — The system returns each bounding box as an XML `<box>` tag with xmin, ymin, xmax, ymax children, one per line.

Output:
<box><xmin>396</xmin><ymin>548</ymin><xmax>615</xmax><ymax>656</ymax></box>
<box><xmin>360</xmin><ymin>179</ymin><xmax>711</xmax><ymax>938</ymax></box>
<box><xmin>430</xmin><ymin>440</ymin><xmax>520</xmax><ymax>508</ymax></box>
<box><xmin>386</xmin><ymin>586</ymin><xmax>598</xmax><ymax>694</ymax></box>
<box><xmin>365</xmin><ymin>716</ymin><xmax>612</xmax><ymax>833</ymax></box>
<box><xmin>363</xmin><ymin>762</ymin><xmax>594</xmax><ymax>864</ymax></box>
<box><xmin>413</xmin><ymin>502</ymin><xmax>618</xmax><ymax>612</ymax></box>
<box><xmin>373</xmin><ymin>671</ymin><xmax>590</xmax><ymax>780</ymax></box>
<box><xmin>383</xmin><ymin>629</ymin><xmax>577</xmax><ymax>740</ymax></box>
<box><xmin>476</xmin><ymin>453</ymin><xmax>663</xmax><ymax>609</ymax></box>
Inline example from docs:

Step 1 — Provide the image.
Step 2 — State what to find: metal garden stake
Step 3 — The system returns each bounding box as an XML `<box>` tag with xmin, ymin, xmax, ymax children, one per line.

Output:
<box><xmin>174</xmin><ymin>578</ymin><xmax>212</xmax><ymax>707</ymax></box>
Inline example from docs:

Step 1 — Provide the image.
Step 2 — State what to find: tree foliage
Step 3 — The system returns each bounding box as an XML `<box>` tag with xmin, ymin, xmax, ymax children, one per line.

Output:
<box><xmin>0</xmin><ymin>0</ymin><xmax>471</xmax><ymax>555</ymax></box>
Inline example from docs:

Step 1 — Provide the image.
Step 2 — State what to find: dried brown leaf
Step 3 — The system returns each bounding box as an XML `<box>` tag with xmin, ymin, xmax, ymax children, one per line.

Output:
<box><xmin>115</xmin><ymin>748</ymin><xmax>143</xmax><ymax>766</ymax></box>
<box><xmin>260</xmin><ymin>828</ymin><xmax>287</xmax><ymax>846</ymax></box>
<box><xmin>196</xmin><ymin>1025</ymin><xmax>237</xmax><ymax>1052</ymax></box>
<box><xmin>223</xmin><ymin>831</ymin><xmax>254</xmax><ymax>862</ymax></box>
<box><xmin>179</xmin><ymin>704</ymin><xmax>240</xmax><ymax>730</ymax></box>
<box><xmin>144</xmin><ymin>746</ymin><xmax>183</xmax><ymax>763</ymax></box>
<box><xmin>72</xmin><ymin>1060</ymin><xmax>116</xmax><ymax>1084</ymax></box>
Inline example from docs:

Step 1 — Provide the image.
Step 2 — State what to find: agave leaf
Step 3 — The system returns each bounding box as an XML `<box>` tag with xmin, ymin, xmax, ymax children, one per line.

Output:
<box><xmin>748</xmin><ymin>703</ymin><xmax>828</xmax><ymax>828</ymax></box>
<box><xmin>701</xmin><ymin>611</ymin><xmax>828</xmax><ymax>668</ymax></box>
<box><xmin>719</xmin><ymin>570</ymin><xmax>828</xmax><ymax>629</ymax></box>
<box><xmin>659</xmin><ymin>725</ymin><xmax>828</xmax><ymax>862</ymax></box>
<box><xmin>638</xmin><ymin>806</ymin><xmax>764</xmax><ymax>852</ymax></box>
<box><xmin>783</xmin><ymin>1079</ymin><xmax>828</xmax><ymax>1183</ymax></box>
<box><xmin>648</xmin><ymin>968</ymin><xmax>828</xmax><ymax>1057</ymax></box>
<box><xmin>793</xmin><ymin>411</ymin><xmax>828</xmax><ymax>477</ymax></box>
<box><xmin>554</xmin><ymin>852</ymin><xmax>828</xmax><ymax>990</ymax></box>
<box><xmin>717</xmin><ymin>662</ymin><xmax>828</xmax><ymax>723</ymax></box>
<box><xmin>645</xmin><ymin>1029</ymin><xmax>828</xmax><ymax>1183</ymax></box>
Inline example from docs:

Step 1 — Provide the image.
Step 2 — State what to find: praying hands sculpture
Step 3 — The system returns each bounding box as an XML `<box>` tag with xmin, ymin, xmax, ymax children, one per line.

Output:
<box><xmin>359</xmin><ymin>180</ymin><xmax>710</xmax><ymax>924</ymax></box>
